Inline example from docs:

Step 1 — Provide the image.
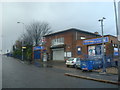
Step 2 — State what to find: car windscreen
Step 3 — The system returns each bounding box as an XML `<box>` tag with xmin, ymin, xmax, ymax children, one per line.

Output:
<box><xmin>68</xmin><ymin>58</ymin><xmax>74</xmax><ymax>61</ymax></box>
<box><xmin>76</xmin><ymin>58</ymin><xmax>80</xmax><ymax>61</ymax></box>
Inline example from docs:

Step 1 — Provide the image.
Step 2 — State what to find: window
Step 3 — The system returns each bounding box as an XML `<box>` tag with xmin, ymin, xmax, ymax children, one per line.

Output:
<box><xmin>60</xmin><ymin>38</ymin><xmax>62</xmax><ymax>43</ymax></box>
<box><xmin>80</xmin><ymin>36</ymin><xmax>86</xmax><ymax>39</ymax></box>
<box><xmin>114</xmin><ymin>44</ymin><xmax>116</xmax><ymax>47</ymax></box>
<box><xmin>111</xmin><ymin>40</ymin><xmax>113</xmax><ymax>43</ymax></box>
<box><xmin>51</xmin><ymin>37</ymin><xmax>64</xmax><ymax>46</ymax></box>
<box><xmin>61</xmin><ymin>37</ymin><xmax>64</xmax><ymax>44</ymax></box>
<box><xmin>112</xmin><ymin>44</ymin><xmax>114</xmax><ymax>47</ymax></box>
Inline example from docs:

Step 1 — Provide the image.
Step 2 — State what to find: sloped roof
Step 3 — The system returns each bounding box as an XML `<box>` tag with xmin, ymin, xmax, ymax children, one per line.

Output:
<box><xmin>44</xmin><ymin>28</ymin><xmax>101</xmax><ymax>37</ymax></box>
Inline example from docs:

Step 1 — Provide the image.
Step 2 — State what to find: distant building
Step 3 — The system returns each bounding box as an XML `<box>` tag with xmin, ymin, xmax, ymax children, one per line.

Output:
<box><xmin>43</xmin><ymin>28</ymin><xmax>119</xmax><ymax>61</ymax></box>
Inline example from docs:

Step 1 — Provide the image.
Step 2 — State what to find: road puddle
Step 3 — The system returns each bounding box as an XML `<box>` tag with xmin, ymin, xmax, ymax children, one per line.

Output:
<box><xmin>34</xmin><ymin>62</ymin><xmax>53</xmax><ymax>68</ymax></box>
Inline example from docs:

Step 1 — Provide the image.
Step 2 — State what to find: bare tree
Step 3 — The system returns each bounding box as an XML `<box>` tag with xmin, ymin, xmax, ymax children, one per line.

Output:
<box><xmin>25</xmin><ymin>21</ymin><xmax>52</xmax><ymax>46</ymax></box>
<box><xmin>21</xmin><ymin>33</ymin><xmax>33</xmax><ymax>46</ymax></box>
<box><xmin>14</xmin><ymin>40</ymin><xmax>22</xmax><ymax>49</ymax></box>
<box><xmin>12</xmin><ymin>21</ymin><xmax>52</xmax><ymax>60</ymax></box>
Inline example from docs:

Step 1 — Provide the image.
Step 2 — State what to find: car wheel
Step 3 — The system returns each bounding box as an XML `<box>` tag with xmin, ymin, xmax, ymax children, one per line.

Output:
<box><xmin>75</xmin><ymin>66</ymin><xmax>78</xmax><ymax>69</ymax></box>
<box><xmin>75</xmin><ymin>65</ymin><xmax>79</xmax><ymax>69</ymax></box>
<box><xmin>82</xmin><ymin>70</ymin><xmax>85</xmax><ymax>72</ymax></box>
<box><xmin>67</xmin><ymin>65</ymin><xmax>69</xmax><ymax>67</ymax></box>
<box><xmin>89</xmin><ymin>70</ymin><xmax>92</xmax><ymax>72</ymax></box>
<box><xmin>73</xmin><ymin>64</ymin><xmax>76</xmax><ymax>68</ymax></box>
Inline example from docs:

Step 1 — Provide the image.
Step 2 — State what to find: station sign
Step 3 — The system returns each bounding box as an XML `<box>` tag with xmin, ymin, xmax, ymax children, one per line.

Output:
<box><xmin>83</xmin><ymin>37</ymin><xmax>109</xmax><ymax>45</ymax></box>
<box><xmin>22</xmin><ymin>47</ymin><xmax>26</xmax><ymax>49</ymax></box>
<box><xmin>33</xmin><ymin>46</ymin><xmax>44</xmax><ymax>51</ymax></box>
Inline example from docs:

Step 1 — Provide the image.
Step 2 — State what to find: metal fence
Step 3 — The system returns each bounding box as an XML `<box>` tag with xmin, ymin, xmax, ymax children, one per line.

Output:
<box><xmin>82</xmin><ymin>54</ymin><xmax>118</xmax><ymax>68</ymax></box>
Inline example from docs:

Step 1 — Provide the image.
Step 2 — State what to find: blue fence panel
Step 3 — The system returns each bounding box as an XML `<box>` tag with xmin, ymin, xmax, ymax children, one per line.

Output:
<box><xmin>92</xmin><ymin>60</ymin><xmax>103</xmax><ymax>69</ymax></box>
<box><xmin>81</xmin><ymin>60</ymin><xmax>94</xmax><ymax>71</ymax></box>
<box><xmin>105</xmin><ymin>55</ymin><xmax>113</xmax><ymax>67</ymax></box>
<box><xmin>81</xmin><ymin>55</ymin><xmax>118</xmax><ymax>69</ymax></box>
<box><xmin>34</xmin><ymin>51</ymin><xmax>41</xmax><ymax>59</ymax></box>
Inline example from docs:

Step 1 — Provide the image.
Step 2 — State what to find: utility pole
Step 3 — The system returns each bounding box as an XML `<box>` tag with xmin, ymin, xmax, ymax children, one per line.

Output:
<box><xmin>98</xmin><ymin>17</ymin><xmax>106</xmax><ymax>74</ymax></box>
<box><xmin>113</xmin><ymin>0</ymin><xmax>120</xmax><ymax>82</ymax></box>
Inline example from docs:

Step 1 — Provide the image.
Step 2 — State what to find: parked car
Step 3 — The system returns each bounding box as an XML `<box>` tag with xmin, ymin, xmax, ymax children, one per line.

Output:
<box><xmin>66</xmin><ymin>58</ymin><xmax>80</xmax><ymax>67</ymax></box>
<box><xmin>75</xmin><ymin>58</ymin><xmax>82</xmax><ymax>69</ymax></box>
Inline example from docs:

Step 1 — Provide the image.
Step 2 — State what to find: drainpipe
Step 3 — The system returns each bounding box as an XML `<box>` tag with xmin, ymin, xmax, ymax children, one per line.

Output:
<box><xmin>76</xmin><ymin>31</ymin><xmax>78</xmax><ymax>40</ymax></box>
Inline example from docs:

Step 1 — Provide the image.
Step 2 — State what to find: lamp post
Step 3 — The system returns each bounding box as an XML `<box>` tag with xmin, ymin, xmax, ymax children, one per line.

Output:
<box><xmin>0</xmin><ymin>50</ymin><xmax>2</xmax><ymax>55</ymax></box>
<box><xmin>98</xmin><ymin>17</ymin><xmax>106</xmax><ymax>74</ymax></box>
<box><xmin>113</xmin><ymin>0</ymin><xmax>120</xmax><ymax>82</ymax></box>
<box><xmin>17</xmin><ymin>22</ymin><xmax>25</xmax><ymax>61</ymax></box>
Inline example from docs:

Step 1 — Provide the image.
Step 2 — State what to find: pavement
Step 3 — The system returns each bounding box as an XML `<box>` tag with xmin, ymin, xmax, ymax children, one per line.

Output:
<box><xmin>93</xmin><ymin>67</ymin><xmax>118</xmax><ymax>75</ymax></box>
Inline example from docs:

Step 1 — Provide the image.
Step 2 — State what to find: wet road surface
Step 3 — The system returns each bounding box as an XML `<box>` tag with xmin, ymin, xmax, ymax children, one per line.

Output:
<box><xmin>2</xmin><ymin>55</ymin><xmax>119</xmax><ymax>88</ymax></box>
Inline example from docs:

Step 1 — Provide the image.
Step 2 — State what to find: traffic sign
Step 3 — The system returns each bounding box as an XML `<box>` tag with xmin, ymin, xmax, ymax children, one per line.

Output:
<box><xmin>22</xmin><ymin>47</ymin><xmax>26</xmax><ymax>49</ymax></box>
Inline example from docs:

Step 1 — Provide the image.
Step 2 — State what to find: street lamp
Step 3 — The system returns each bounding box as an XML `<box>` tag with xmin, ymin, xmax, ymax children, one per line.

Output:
<box><xmin>113</xmin><ymin>0</ymin><xmax>120</xmax><ymax>82</ymax></box>
<box><xmin>0</xmin><ymin>50</ymin><xmax>2</xmax><ymax>55</ymax></box>
<box><xmin>17</xmin><ymin>21</ymin><xmax>25</xmax><ymax>61</ymax></box>
<box><xmin>98</xmin><ymin>17</ymin><xmax>106</xmax><ymax>74</ymax></box>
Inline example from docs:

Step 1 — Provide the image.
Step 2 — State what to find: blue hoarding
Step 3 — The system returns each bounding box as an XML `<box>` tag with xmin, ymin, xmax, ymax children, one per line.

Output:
<box><xmin>83</xmin><ymin>37</ymin><xmax>109</xmax><ymax>45</ymax></box>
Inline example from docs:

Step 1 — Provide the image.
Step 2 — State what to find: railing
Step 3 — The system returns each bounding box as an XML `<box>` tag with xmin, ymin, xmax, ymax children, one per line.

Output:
<box><xmin>82</xmin><ymin>54</ymin><xmax>118</xmax><ymax>68</ymax></box>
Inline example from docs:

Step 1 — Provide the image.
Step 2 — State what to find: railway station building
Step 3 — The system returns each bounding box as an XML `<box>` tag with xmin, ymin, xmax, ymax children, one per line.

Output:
<box><xmin>44</xmin><ymin>28</ymin><xmax>119</xmax><ymax>61</ymax></box>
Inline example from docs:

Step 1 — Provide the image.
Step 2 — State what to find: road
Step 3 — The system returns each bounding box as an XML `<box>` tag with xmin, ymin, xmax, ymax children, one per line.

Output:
<box><xmin>2</xmin><ymin>55</ymin><xmax>119</xmax><ymax>88</ymax></box>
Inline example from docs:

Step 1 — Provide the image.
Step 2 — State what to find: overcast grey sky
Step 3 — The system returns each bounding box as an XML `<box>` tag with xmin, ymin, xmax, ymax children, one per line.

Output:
<box><xmin>1</xmin><ymin>2</ymin><xmax>119</xmax><ymax>53</ymax></box>
<box><xmin>0</xmin><ymin>3</ymin><xmax>2</xmax><ymax>55</ymax></box>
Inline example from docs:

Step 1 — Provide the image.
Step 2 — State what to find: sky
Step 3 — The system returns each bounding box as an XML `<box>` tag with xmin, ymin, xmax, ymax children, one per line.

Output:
<box><xmin>1</xmin><ymin>1</ymin><xmax>119</xmax><ymax>54</ymax></box>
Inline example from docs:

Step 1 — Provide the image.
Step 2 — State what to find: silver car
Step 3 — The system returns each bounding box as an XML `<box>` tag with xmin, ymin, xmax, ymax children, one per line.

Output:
<box><xmin>66</xmin><ymin>58</ymin><xmax>80</xmax><ymax>68</ymax></box>
<box><xmin>75</xmin><ymin>58</ymin><xmax>81</xmax><ymax>69</ymax></box>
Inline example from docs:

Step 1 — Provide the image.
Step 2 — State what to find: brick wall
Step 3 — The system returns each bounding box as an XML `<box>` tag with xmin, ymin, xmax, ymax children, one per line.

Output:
<box><xmin>44</xmin><ymin>30</ymin><xmax>100</xmax><ymax>59</ymax></box>
<box><xmin>45</xmin><ymin>30</ymin><xmax>74</xmax><ymax>60</ymax></box>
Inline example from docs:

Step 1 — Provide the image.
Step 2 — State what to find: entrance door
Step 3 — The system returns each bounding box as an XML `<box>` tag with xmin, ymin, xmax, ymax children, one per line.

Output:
<box><xmin>52</xmin><ymin>48</ymin><xmax>64</xmax><ymax>61</ymax></box>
